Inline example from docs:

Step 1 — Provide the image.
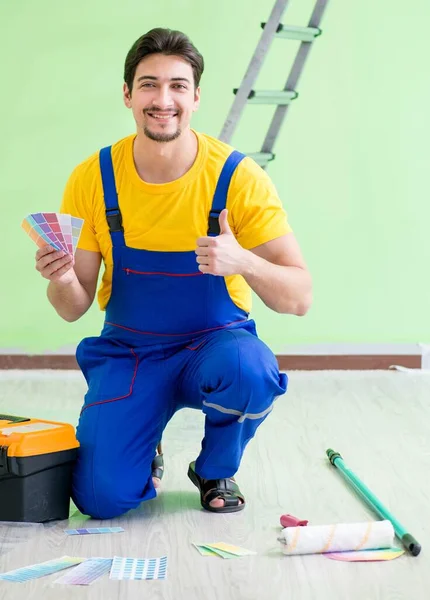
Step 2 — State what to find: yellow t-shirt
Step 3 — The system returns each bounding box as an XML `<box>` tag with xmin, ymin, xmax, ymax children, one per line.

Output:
<box><xmin>60</xmin><ymin>130</ymin><xmax>291</xmax><ymax>313</ymax></box>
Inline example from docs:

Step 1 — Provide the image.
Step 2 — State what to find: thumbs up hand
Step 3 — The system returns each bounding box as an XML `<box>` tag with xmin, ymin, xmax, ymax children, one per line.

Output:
<box><xmin>195</xmin><ymin>209</ymin><xmax>249</xmax><ymax>276</ymax></box>
<box><xmin>218</xmin><ymin>208</ymin><xmax>233</xmax><ymax>236</ymax></box>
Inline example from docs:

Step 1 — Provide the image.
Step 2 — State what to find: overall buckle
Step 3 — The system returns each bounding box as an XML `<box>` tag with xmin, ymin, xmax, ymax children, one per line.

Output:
<box><xmin>106</xmin><ymin>209</ymin><xmax>123</xmax><ymax>232</ymax></box>
<box><xmin>207</xmin><ymin>209</ymin><xmax>221</xmax><ymax>235</ymax></box>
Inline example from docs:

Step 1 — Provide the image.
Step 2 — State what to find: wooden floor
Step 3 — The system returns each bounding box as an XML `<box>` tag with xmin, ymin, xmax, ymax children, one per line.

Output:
<box><xmin>0</xmin><ymin>369</ymin><xmax>429</xmax><ymax>599</ymax></box>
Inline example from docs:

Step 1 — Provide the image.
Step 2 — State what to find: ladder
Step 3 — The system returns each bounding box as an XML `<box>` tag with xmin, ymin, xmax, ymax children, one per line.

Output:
<box><xmin>219</xmin><ymin>0</ymin><xmax>329</xmax><ymax>169</ymax></box>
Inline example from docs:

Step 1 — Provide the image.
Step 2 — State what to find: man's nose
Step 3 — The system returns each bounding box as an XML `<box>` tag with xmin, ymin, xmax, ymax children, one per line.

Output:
<box><xmin>153</xmin><ymin>85</ymin><xmax>174</xmax><ymax>109</ymax></box>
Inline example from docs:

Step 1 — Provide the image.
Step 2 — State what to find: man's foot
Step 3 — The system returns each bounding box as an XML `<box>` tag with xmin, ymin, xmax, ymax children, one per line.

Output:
<box><xmin>152</xmin><ymin>443</ymin><xmax>164</xmax><ymax>489</ymax></box>
<box><xmin>208</xmin><ymin>488</ymin><xmax>244</xmax><ymax>509</ymax></box>
<box><xmin>153</xmin><ymin>475</ymin><xmax>162</xmax><ymax>489</ymax></box>
<box><xmin>187</xmin><ymin>461</ymin><xmax>245</xmax><ymax>513</ymax></box>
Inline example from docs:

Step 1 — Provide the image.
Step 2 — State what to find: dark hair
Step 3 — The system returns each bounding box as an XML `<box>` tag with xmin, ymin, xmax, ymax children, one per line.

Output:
<box><xmin>124</xmin><ymin>28</ymin><xmax>204</xmax><ymax>92</ymax></box>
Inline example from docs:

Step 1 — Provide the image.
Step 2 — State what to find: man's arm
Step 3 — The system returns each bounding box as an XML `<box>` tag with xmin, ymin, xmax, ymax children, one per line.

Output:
<box><xmin>36</xmin><ymin>247</ymin><xmax>102</xmax><ymax>322</ymax></box>
<box><xmin>195</xmin><ymin>209</ymin><xmax>312</xmax><ymax>316</ymax></box>
<box><xmin>245</xmin><ymin>233</ymin><xmax>312</xmax><ymax>315</ymax></box>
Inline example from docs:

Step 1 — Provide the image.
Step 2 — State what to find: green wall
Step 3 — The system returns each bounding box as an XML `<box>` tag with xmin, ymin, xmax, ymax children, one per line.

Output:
<box><xmin>1</xmin><ymin>0</ymin><xmax>429</xmax><ymax>354</ymax></box>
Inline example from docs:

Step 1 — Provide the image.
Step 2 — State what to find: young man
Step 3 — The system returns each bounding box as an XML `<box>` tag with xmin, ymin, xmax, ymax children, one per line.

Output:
<box><xmin>35</xmin><ymin>28</ymin><xmax>312</xmax><ymax>519</ymax></box>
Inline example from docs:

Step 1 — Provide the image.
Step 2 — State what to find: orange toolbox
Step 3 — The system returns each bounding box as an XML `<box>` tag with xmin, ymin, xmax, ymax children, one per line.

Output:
<box><xmin>0</xmin><ymin>414</ymin><xmax>79</xmax><ymax>522</ymax></box>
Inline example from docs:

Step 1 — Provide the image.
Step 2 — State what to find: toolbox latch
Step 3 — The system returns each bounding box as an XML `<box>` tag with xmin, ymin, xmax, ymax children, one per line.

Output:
<box><xmin>0</xmin><ymin>445</ymin><xmax>9</xmax><ymax>476</ymax></box>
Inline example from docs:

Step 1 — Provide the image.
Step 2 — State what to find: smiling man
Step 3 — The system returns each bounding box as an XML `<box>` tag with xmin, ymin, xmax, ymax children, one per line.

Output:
<box><xmin>35</xmin><ymin>28</ymin><xmax>312</xmax><ymax>519</ymax></box>
<box><xmin>136</xmin><ymin>64</ymin><xmax>190</xmax><ymax>142</ymax></box>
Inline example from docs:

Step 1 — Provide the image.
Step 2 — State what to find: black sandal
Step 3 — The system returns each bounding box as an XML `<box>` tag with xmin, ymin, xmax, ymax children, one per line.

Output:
<box><xmin>152</xmin><ymin>442</ymin><xmax>164</xmax><ymax>481</ymax></box>
<box><xmin>187</xmin><ymin>461</ymin><xmax>245</xmax><ymax>513</ymax></box>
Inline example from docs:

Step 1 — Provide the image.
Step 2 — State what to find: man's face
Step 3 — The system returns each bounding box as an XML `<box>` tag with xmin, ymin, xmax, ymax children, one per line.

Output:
<box><xmin>123</xmin><ymin>53</ymin><xmax>200</xmax><ymax>143</ymax></box>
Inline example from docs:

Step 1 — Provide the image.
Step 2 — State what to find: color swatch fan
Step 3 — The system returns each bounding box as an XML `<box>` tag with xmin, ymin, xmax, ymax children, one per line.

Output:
<box><xmin>21</xmin><ymin>212</ymin><xmax>84</xmax><ymax>256</ymax></box>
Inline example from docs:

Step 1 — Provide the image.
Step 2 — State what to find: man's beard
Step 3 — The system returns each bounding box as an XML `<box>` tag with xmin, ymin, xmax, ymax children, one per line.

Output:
<box><xmin>143</xmin><ymin>125</ymin><xmax>182</xmax><ymax>143</ymax></box>
<box><xmin>143</xmin><ymin>108</ymin><xmax>182</xmax><ymax>143</ymax></box>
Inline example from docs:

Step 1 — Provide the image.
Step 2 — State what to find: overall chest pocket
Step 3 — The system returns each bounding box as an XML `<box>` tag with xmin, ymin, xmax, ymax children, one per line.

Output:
<box><xmin>116</xmin><ymin>253</ymin><xmax>212</xmax><ymax>335</ymax></box>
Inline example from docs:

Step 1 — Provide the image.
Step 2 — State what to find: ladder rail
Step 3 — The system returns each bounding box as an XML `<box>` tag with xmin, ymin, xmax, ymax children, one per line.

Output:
<box><xmin>261</xmin><ymin>0</ymin><xmax>330</xmax><ymax>154</ymax></box>
<box><xmin>219</xmin><ymin>0</ymin><xmax>290</xmax><ymax>144</ymax></box>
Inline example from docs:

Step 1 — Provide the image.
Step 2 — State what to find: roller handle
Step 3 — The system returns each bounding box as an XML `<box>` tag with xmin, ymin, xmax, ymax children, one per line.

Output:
<box><xmin>402</xmin><ymin>534</ymin><xmax>422</xmax><ymax>556</ymax></box>
<box><xmin>326</xmin><ymin>448</ymin><xmax>422</xmax><ymax>557</ymax></box>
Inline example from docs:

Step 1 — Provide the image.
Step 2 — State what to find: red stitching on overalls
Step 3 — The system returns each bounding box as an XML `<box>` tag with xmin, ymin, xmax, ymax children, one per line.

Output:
<box><xmin>104</xmin><ymin>319</ymin><xmax>248</xmax><ymax>337</ymax></box>
<box><xmin>80</xmin><ymin>348</ymin><xmax>139</xmax><ymax>414</ymax></box>
<box><xmin>124</xmin><ymin>268</ymin><xmax>203</xmax><ymax>277</ymax></box>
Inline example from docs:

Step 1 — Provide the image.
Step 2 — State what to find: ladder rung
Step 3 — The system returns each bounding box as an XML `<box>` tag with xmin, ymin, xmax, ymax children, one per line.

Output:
<box><xmin>246</xmin><ymin>152</ymin><xmax>275</xmax><ymax>167</ymax></box>
<box><xmin>261</xmin><ymin>22</ymin><xmax>322</xmax><ymax>42</ymax></box>
<box><xmin>233</xmin><ymin>89</ymin><xmax>298</xmax><ymax>105</ymax></box>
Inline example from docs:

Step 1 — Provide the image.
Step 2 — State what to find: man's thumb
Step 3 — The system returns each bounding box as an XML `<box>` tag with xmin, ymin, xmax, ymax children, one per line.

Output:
<box><xmin>219</xmin><ymin>209</ymin><xmax>232</xmax><ymax>235</ymax></box>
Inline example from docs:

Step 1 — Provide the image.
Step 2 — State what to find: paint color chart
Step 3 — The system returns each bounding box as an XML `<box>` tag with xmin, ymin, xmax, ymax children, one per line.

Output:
<box><xmin>54</xmin><ymin>558</ymin><xmax>113</xmax><ymax>585</ymax></box>
<box><xmin>65</xmin><ymin>527</ymin><xmax>124</xmax><ymax>536</ymax></box>
<box><xmin>0</xmin><ymin>556</ymin><xmax>84</xmax><ymax>583</ymax></box>
<box><xmin>21</xmin><ymin>212</ymin><xmax>83</xmax><ymax>255</ymax></box>
<box><xmin>325</xmin><ymin>548</ymin><xmax>405</xmax><ymax>562</ymax></box>
<box><xmin>193</xmin><ymin>542</ymin><xmax>256</xmax><ymax>558</ymax></box>
<box><xmin>109</xmin><ymin>556</ymin><xmax>168</xmax><ymax>580</ymax></box>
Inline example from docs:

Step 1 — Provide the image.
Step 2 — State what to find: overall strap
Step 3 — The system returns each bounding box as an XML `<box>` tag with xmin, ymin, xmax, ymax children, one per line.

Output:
<box><xmin>208</xmin><ymin>150</ymin><xmax>246</xmax><ymax>236</ymax></box>
<box><xmin>99</xmin><ymin>146</ymin><xmax>125</xmax><ymax>247</ymax></box>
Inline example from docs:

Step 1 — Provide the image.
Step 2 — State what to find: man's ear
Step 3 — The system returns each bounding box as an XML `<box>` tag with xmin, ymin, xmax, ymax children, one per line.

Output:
<box><xmin>193</xmin><ymin>86</ymin><xmax>201</xmax><ymax>112</ymax></box>
<box><xmin>123</xmin><ymin>83</ymin><xmax>132</xmax><ymax>108</ymax></box>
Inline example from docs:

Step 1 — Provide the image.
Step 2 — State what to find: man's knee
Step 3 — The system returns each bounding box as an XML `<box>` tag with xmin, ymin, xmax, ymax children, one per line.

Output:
<box><xmin>72</xmin><ymin>491</ymin><xmax>126</xmax><ymax>520</ymax></box>
<box><xmin>218</xmin><ymin>329</ymin><xmax>286</xmax><ymax>393</ymax></box>
<box><xmin>71</xmin><ymin>463</ymin><xmax>155</xmax><ymax>520</ymax></box>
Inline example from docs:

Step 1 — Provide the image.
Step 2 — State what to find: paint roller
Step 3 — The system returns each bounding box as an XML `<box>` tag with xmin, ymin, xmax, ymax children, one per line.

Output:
<box><xmin>278</xmin><ymin>449</ymin><xmax>421</xmax><ymax>556</ymax></box>
<box><xmin>278</xmin><ymin>520</ymin><xmax>394</xmax><ymax>555</ymax></box>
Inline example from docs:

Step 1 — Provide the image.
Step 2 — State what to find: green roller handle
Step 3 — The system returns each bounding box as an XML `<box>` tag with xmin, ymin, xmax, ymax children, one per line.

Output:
<box><xmin>327</xmin><ymin>449</ymin><xmax>421</xmax><ymax>556</ymax></box>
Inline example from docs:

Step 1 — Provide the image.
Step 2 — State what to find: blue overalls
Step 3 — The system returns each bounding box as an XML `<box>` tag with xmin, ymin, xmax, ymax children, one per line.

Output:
<box><xmin>72</xmin><ymin>147</ymin><xmax>288</xmax><ymax>519</ymax></box>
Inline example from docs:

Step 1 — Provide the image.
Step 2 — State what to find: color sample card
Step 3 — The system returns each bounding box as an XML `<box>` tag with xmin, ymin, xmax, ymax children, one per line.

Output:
<box><xmin>21</xmin><ymin>212</ymin><xmax>83</xmax><ymax>256</ymax></box>
<box><xmin>0</xmin><ymin>556</ymin><xmax>85</xmax><ymax>583</ymax></box>
<box><xmin>208</xmin><ymin>542</ymin><xmax>257</xmax><ymax>556</ymax></box>
<box><xmin>109</xmin><ymin>556</ymin><xmax>168</xmax><ymax>580</ymax></box>
<box><xmin>34</xmin><ymin>212</ymin><xmax>69</xmax><ymax>254</ymax></box>
<box><xmin>193</xmin><ymin>542</ymin><xmax>256</xmax><ymax>558</ymax></box>
<box><xmin>71</xmin><ymin>216</ymin><xmax>84</xmax><ymax>250</ymax></box>
<box><xmin>21</xmin><ymin>216</ymin><xmax>62</xmax><ymax>251</ymax></box>
<box><xmin>192</xmin><ymin>544</ymin><xmax>220</xmax><ymax>557</ymax></box>
<box><xmin>54</xmin><ymin>558</ymin><xmax>112</xmax><ymax>586</ymax></box>
<box><xmin>325</xmin><ymin>548</ymin><xmax>405</xmax><ymax>562</ymax></box>
<box><xmin>65</xmin><ymin>527</ymin><xmax>124</xmax><ymax>536</ymax></box>
<box><xmin>30</xmin><ymin>212</ymin><xmax>68</xmax><ymax>253</ymax></box>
